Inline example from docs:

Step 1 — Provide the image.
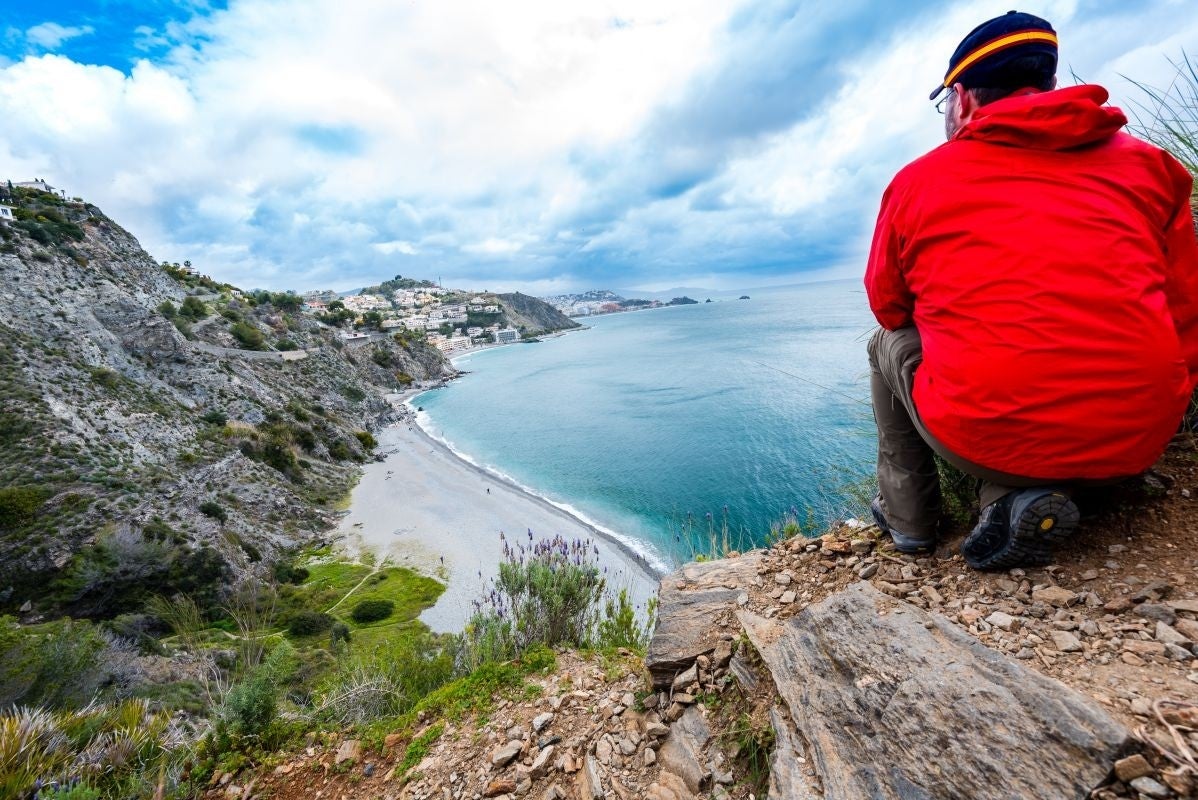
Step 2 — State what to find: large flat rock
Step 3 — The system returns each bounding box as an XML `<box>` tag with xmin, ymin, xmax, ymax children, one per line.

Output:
<box><xmin>740</xmin><ymin>582</ymin><xmax>1129</xmax><ymax>800</ymax></box>
<box><xmin>645</xmin><ymin>551</ymin><xmax>763</xmax><ymax>688</ymax></box>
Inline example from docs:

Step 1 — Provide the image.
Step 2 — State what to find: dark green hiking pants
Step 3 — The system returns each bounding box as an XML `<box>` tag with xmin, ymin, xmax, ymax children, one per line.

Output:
<box><xmin>867</xmin><ymin>326</ymin><xmax>1056</xmax><ymax>538</ymax></box>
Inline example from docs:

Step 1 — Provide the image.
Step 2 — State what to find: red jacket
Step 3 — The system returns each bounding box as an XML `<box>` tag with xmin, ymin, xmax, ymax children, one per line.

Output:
<box><xmin>865</xmin><ymin>84</ymin><xmax>1198</xmax><ymax>480</ymax></box>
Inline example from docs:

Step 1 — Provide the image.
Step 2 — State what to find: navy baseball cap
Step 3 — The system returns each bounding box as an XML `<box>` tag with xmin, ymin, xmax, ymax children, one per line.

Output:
<box><xmin>929</xmin><ymin>10</ymin><xmax>1057</xmax><ymax>101</ymax></box>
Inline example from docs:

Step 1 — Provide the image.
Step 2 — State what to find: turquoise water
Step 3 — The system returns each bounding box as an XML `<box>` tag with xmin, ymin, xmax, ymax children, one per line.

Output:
<box><xmin>414</xmin><ymin>280</ymin><xmax>878</xmax><ymax>570</ymax></box>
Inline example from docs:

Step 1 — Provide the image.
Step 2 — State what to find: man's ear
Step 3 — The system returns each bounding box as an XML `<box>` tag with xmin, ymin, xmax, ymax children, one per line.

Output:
<box><xmin>952</xmin><ymin>82</ymin><xmax>974</xmax><ymax>118</ymax></box>
<box><xmin>1051</xmin><ymin>75</ymin><xmax>1058</xmax><ymax>90</ymax></box>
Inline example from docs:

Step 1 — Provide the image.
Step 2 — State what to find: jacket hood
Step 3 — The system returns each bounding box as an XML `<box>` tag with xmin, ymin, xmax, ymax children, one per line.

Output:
<box><xmin>954</xmin><ymin>84</ymin><xmax>1127</xmax><ymax>150</ymax></box>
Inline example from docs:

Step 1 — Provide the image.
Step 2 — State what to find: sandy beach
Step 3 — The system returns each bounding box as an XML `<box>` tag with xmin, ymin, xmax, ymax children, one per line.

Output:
<box><xmin>336</xmin><ymin>388</ymin><xmax>661</xmax><ymax>633</ymax></box>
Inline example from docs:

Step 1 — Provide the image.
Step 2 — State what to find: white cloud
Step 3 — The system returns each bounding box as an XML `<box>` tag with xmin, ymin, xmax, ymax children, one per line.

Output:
<box><xmin>0</xmin><ymin>0</ymin><xmax>1193</xmax><ymax>293</ymax></box>
<box><xmin>25</xmin><ymin>22</ymin><xmax>95</xmax><ymax>50</ymax></box>
<box><xmin>373</xmin><ymin>240</ymin><xmax>417</xmax><ymax>255</ymax></box>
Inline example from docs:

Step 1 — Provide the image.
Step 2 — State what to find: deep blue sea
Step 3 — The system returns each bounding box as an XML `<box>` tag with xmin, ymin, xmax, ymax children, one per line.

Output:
<box><xmin>414</xmin><ymin>279</ymin><xmax>878</xmax><ymax>571</ymax></box>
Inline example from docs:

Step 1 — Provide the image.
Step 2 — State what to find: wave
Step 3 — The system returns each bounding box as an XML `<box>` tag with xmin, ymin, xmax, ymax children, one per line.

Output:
<box><xmin>405</xmin><ymin>399</ymin><xmax>673</xmax><ymax>576</ymax></box>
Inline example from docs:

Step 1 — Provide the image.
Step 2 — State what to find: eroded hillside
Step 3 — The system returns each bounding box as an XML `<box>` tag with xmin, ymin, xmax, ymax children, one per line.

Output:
<box><xmin>0</xmin><ymin>187</ymin><xmax>453</xmax><ymax>618</ymax></box>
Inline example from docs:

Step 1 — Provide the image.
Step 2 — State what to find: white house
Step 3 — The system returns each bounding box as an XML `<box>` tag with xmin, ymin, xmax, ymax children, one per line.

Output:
<box><xmin>0</xmin><ymin>205</ymin><xmax>13</xmax><ymax>224</ymax></box>
<box><xmin>15</xmin><ymin>179</ymin><xmax>66</xmax><ymax>198</ymax></box>
<box><xmin>494</xmin><ymin>328</ymin><xmax>519</xmax><ymax>344</ymax></box>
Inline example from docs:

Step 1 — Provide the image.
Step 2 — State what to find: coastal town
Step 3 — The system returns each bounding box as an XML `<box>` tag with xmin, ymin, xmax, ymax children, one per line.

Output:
<box><xmin>299</xmin><ymin>283</ymin><xmax>521</xmax><ymax>355</ymax></box>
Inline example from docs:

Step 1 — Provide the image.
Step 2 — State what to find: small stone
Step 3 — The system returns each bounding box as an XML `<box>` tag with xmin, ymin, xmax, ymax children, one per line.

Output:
<box><xmin>671</xmin><ymin>664</ymin><xmax>697</xmax><ymax>692</ymax></box>
<box><xmin>1174</xmin><ymin>618</ymin><xmax>1198</xmax><ymax>641</ymax></box>
<box><xmin>532</xmin><ymin>712</ymin><xmax>554</xmax><ymax>732</ymax></box>
<box><xmin>493</xmin><ymin>740</ymin><xmax>523</xmax><ymax>767</ymax></box>
<box><xmin>1123</xmin><ymin>639</ymin><xmax>1167</xmax><ymax>656</ymax></box>
<box><xmin>960</xmin><ymin>608</ymin><xmax>984</xmax><ymax>625</ymax></box>
<box><xmin>484</xmin><ymin>777</ymin><xmax>517</xmax><ymax>797</ymax></box>
<box><xmin>1121</xmin><ymin>651</ymin><xmax>1147</xmax><ymax>667</ymax></box>
<box><xmin>780</xmin><ymin>590</ymin><xmax>796</xmax><ymax>604</ymax></box>
<box><xmin>363</xmin><ymin>763</ymin><xmax>375</xmax><ymax>778</ymax></box>
<box><xmin>1128</xmin><ymin>776</ymin><xmax>1171</xmax><ymax>799</ymax></box>
<box><xmin>1108</xmin><ymin>544</ymin><xmax>1127</xmax><ymax>554</ymax></box>
<box><xmin>530</xmin><ymin>745</ymin><xmax>555</xmax><ymax>778</ymax></box>
<box><xmin>1135</xmin><ymin>603</ymin><xmax>1178</xmax><ymax>625</ymax></box>
<box><xmin>858</xmin><ymin>563</ymin><xmax>879</xmax><ymax>580</ymax></box>
<box><xmin>335</xmin><ymin>739</ymin><xmax>361</xmax><ymax>766</ymax></box>
<box><xmin>643</xmin><ymin>747</ymin><xmax>656</xmax><ymax>766</ymax></box>
<box><xmin>1155</xmin><ymin>621</ymin><xmax>1192</xmax><ymax>646</ymax></box>
<box><xmin>1032</xmin><ymin>586</ymin><xmax>1076</xmax><ymax>608</ymax></box>
<box><xmin>774</xmin><ymin>572</ymin><xmax>793</xmax><ymax>586</ymax></box>
<box><xmin>736</xmin><ymin>592</ymin><xmax>749</xmax><ymax>606</ymax></box>
<box><xmin>1079</xmin><ymin>569</ymin><xmax>1099</xmax><ymax>581</ymax></box>
<box><xmin>986</xmin><ymin>612</ymin><xmax>1020</xmax><ymax>632</ymax></box>
<box><xmin>1113</xmin><ymin>754</ymin><xmax>1153</xmax><ymax>782</ymax></box>
<box><xmin>384</xmin><ymin>733</ymin><xmax>403</xmax><ymax>749</ymax></box>
<box><xmin>1051</xmin><ymin>631</ymin><xmax>1083</xmax><ymax>653</ymax></box>
<box><xmin>1131</xmin><ymin>697</ymin><xmax>1153</xmax><ymax>716</ymax></box>
<box><xmin>1164</xmin><ymin>643</ymin><xmax>1193</xmax><ymax>661</ymax></box>
<box><xmin>1104</xmin><ymin>597</ymin><xmax>1133</xmax><ymax>614</ymax></box>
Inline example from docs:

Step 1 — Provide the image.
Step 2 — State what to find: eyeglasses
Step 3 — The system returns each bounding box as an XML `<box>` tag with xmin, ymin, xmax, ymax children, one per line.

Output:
<box><xmin>935</xmin><ymin>91</ymin><xmax>951</xmax><ymax>114</ymax></box>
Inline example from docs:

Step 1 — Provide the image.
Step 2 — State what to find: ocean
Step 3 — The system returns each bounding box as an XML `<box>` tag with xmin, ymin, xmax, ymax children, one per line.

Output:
<box><xmin>413</xmin><ymin>279</ymin><xmax>878</xmax><ymax>571</ymax></box>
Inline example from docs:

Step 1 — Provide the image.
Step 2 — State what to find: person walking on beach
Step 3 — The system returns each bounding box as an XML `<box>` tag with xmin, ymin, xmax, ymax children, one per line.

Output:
<box><xmin>864</xmin><ymin>11</ymin><xmax>1198</xmax><ymax>569</ymax></box>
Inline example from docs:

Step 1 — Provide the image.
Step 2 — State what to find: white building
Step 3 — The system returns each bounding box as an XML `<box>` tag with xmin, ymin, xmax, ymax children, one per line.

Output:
<box><xmin>494</xmin><ymin>328</ymin><xmax>519</xmax><ymax>344</ymax></box>
<box><xmin>0</xmin><ymin>205</ymin><xmax>13</xmax><ymax>224</ymax></box>
<box><xmin>15</xmin><ymin>179</ymin><xmax>66</xmax><ymax>198</ymax></box>
<box><xmin>342</xmin><ymin>294</ymin><xmax>391</xmax><ymax>312</ymax></box>
<box><xmin>381</xmin><ymin>318</ymin><xmax>405</xmax><ymax>330</ymax></box>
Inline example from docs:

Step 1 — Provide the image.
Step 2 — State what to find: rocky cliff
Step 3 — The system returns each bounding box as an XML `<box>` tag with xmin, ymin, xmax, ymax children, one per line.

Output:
<box><xmin>496</xmin><ymin>292</ymin><xmax>581</xmax><ymax>336</ymax></box>
<box><xmin>0</xmin><ymin>188</ymin><xmax>453</xmax><ymax>617</ymax></box>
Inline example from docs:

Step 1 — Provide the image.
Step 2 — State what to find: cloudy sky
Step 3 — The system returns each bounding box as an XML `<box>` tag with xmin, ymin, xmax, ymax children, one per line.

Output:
<box><xmin>1</xmin><ymin>1</ymin><xmax>1194</xmax><ymax>294</ymax></box>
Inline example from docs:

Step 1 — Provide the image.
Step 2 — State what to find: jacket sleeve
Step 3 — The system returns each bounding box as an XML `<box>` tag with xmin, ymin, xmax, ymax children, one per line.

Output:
<box><xmin>864</xmin><ymin>182</ymin><xmax>915</xmax><ymax>330</ymax></box>
<box><xmin>1162</xmin><ymin>163</ymin><xmax>1198</xmax><ymax>385</ymax></box>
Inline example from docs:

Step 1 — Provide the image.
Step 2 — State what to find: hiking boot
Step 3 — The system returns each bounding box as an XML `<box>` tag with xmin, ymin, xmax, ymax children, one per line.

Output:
<box><xmin>961</xmin><ymin>488</ymin><xmax>1078</xmax><ymax>569</ymax></box>
<box><xmin>870</xmin><ymin>494</ymin><xmax>936</xmax><ymax>554</ymax></box>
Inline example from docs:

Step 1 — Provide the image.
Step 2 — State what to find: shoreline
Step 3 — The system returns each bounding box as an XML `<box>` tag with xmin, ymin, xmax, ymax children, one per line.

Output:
<box><xmin>336</xmin><ymin>344</ymin><xmax>661</xmax><ymax>633</ymax></box>
<box><xmin>405</xmin><ymin>401</ymin><xmax>667</xmax><ymax>580</ymax></box>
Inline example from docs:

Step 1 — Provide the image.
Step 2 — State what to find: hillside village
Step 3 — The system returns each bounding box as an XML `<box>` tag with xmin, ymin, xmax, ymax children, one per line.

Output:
<box><xmin>303</xmin><ymin>283</ymin><xmax>526</xmax><ymax>355</ymax></box>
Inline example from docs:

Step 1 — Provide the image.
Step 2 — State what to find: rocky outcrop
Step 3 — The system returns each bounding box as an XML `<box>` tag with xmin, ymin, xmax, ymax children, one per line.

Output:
<box><xmin>644</xmin><ymin>546</ymin><xmax>1140</xmax><ymax>799</ymax></box>
<box><xmin>496</xmin><ymin>292</ymin><xmax>581</xmax><ymax>335</ymax></box>
<box><xmin>740</xmin><ymin>583</ymin><xmax>1129</xmax><ymax>799</ymax></box>
<box><xmin>645</xmin><ymin>552</ymin><xmax>762</xmax><ymax>688</ymax></box>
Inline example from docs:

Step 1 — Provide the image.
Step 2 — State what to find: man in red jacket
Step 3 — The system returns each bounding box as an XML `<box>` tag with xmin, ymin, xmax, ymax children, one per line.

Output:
<box><xmin>864</xmin><ymin>11</ymin><xmax>1198</xmax><ymax>568</ymax></box>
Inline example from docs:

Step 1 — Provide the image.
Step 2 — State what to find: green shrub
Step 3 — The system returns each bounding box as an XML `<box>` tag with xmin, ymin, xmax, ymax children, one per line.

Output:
<box><xmin>271</xmin><ymin>562</ymin><xmax>309</xmax><ymax>585</ymax></box>
<box><xmin>326</xmin><ymin>439</ymin><xmax>353</xmax><ymax>461</ymax></box>
<box><xmin>88</xmin><ymin>367</ymin><xmax>120</xmax><ymax>389</ymax></box>
<box><xmin>230</xmin><ymin>322</ymin><xmax>266</xmax><ymax>350</ymax></box>
<box><xmin>179</xmin><ymin>295</ymin><xmax>207</xmax><ymax>321</ymax></box>
<box><xmin>214</xmin><ymin>641</ymin><xmax>297</xmax><ymax>747</ymax></box>
<box><xmin>276</xmin><ymin>338</ymin><xmax>299</xmax><ymax>351</ymax></box>
<box><xmin>198</xmin><ymin>501</ymin><xmax>227</xmax><ymax>523</ymax></box>
<box><xmin>157</xmin><ymin>300</ymin><xmax>177</xmax><ymax>318</ymax></box>
<box><xmin>354</xmin><ymin>430</ymin><xmax>377</xmax><ymax>450</ymax></box>
<box><xmin>596</xmin><ymin>588</ymin><xmax>657</xmax><ymax>653</ymax></box>
<box><xmin>350</xmin><ymin>599</ymin><xmax>394</xmax><ymax>624</ymax></box>
<box><xmin>459</xmin><ymin>536</ymin><xmax>605</xmax><ymax>667</ymax></box>
<box><xmin>201</xmin><ymin>409</ymin><xmax>228</xmax><ymax>426</ymax></box>
<box><xmin>0</xmin><ymin>486</ymin><xmax>51</xmax><ymax>528</ymax></box>
<box><xmin>287</xmin><ymin>611</ymin><xmax>334</xmax><ymax>637</ymax></box>
<box><xmin>312</xmin><ymin>633</ymin><xmax>454</xmax><ymax>725</ymax></box>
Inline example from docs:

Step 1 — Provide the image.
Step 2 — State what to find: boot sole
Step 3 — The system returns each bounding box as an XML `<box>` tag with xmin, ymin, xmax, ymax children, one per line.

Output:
<box><xmin>966</xmin><ymin>493</ymin><xmax>1078</xmax><ymax>570</ymax></box>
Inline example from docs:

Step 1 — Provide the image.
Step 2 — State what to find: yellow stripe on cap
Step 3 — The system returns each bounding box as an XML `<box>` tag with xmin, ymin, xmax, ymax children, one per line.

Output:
<box><xmin>943</xmin><ymin>30</ymin><xmax>1058</xmax><ymax>88</ymax></box>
